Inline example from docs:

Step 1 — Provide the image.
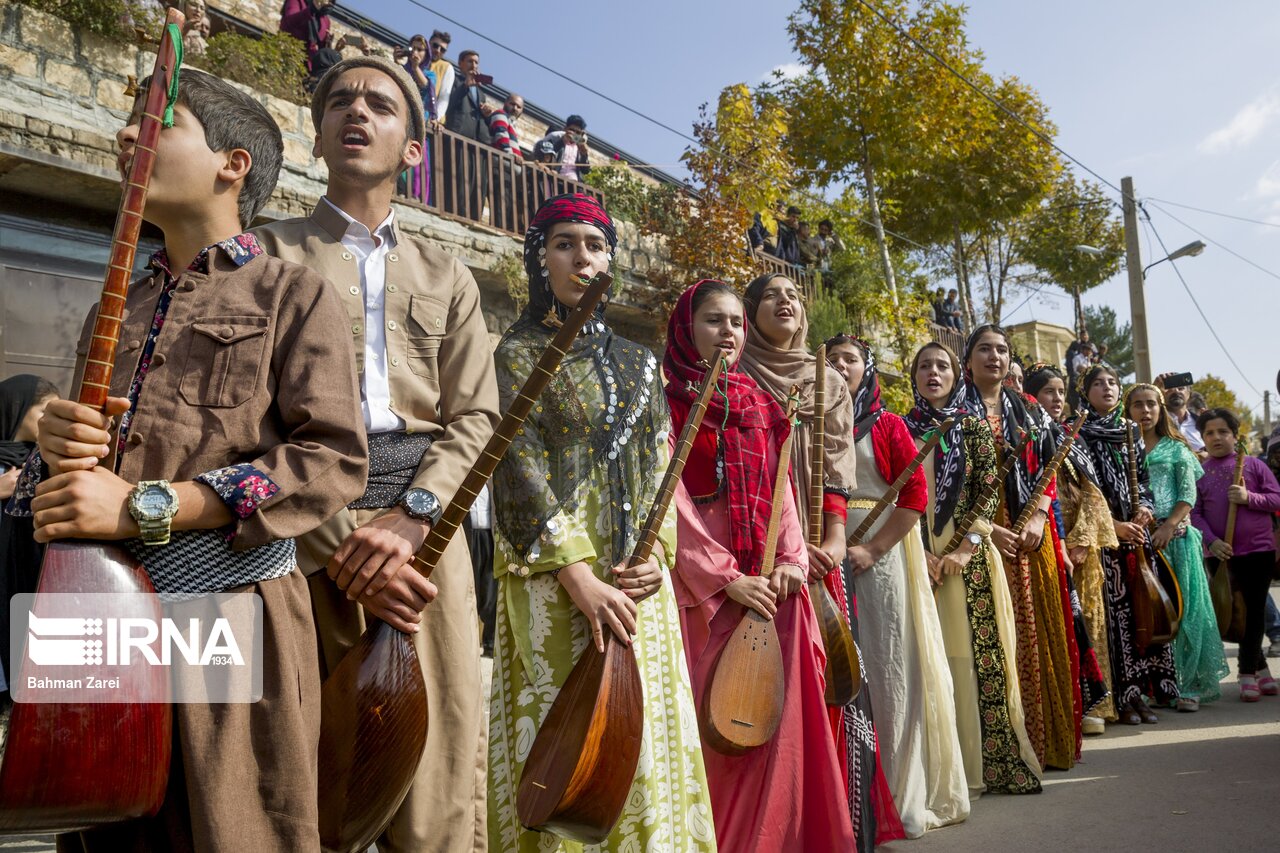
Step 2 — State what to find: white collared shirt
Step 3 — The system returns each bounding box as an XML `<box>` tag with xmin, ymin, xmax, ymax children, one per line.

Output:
<box><xmin>323</xmin><ymin>197</ymin><xmax>405</xmax><ymax>434</ymax></box>
<box><xmin>1175</xmin><ymin>409</ymin><xmax>1205</xmax><ymax>451</ymax></box>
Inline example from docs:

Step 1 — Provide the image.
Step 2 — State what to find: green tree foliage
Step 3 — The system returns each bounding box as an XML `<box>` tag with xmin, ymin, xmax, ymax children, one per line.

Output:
<box><xmin>1019</xmin><ymin>175</ymin><xmax>1124</xmax><ymax>332</ymax></box>
<box><xmin>19</xmin><ymin>0</ymin><xmax>162</xmax><ymax>42</ymax></box>
<box><xmin>582</xmin><ymin>163</ymin><xmax>681</xmax><ymax>234</ymax></box>
<box><xmin>1082</xmin><ymin>304</ymin><xmax>1134</xmax><ymax>379</ymax></box>
<box><xmin>786</xmin><ymin>0</ymin><xmax>977</xmax><ymax>306</ymax></box>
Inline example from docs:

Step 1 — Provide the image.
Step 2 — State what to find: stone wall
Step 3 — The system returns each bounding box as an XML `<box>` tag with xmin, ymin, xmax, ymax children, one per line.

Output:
<box><xmin>0</xmin><ymin>0</ymin><xmax>672</xmax><ymax>345</ymax></box>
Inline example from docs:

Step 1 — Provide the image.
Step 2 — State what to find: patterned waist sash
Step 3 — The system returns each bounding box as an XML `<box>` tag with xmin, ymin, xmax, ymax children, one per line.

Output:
<box><xmin>349</xmin><ymin>431</ymin><xmax>435</xmax><ymax>510</ymax></box>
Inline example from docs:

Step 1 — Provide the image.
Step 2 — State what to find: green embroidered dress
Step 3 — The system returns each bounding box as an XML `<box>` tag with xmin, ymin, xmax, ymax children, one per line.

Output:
<box><xmin>487</xmin><ymin>328</ymin><xmax>715</xmax><ymax>853</ymax></box>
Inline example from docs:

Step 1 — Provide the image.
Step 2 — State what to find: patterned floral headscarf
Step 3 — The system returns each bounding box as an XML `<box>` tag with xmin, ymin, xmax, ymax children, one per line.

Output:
<box><xmin>905</xmin><ymin>342</ymin><xmax>970</xmax><ymax>536</ymax></box>
<box><xmin>664</xmin><ymin>280</ymin><xmax>790</xmax><ymax>576</ymax></box>
<box><xmin>824</xmin><ymin>333</ymin><xmax>883</xmax><ymax>442</ymax></box>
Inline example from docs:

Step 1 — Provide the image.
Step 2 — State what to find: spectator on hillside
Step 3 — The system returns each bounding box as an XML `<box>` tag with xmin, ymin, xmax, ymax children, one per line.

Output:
<box><xmin>182</xmin><ymin>0</ymin><xmax>209</xmax><ymax>57</ymax></box>
<box><xmin>428</xmin><ymin>30</ymin><xmax>454</xmax><ymax>123</ymax></box>
<box><xmin>482</xmin><ymin>93</ymin><xmax>524</xmax><ymax>159</ymax></box>
<box><xmin>305</xmin><ymin>31</ymin><xmax>344</xmax><ymax>91</ymax></box>
<box><xmin>1188</xmin><ymin>391</ymin><xmax>1207</xmax><ymax>418</ymax></box>
<box><xmin>931</xmin><ymin>287</ymin><xmax>947</xmax><ymax>325</ymax></box>
<box><xmin>1096</xmin><ymin>342</ymin><xmax>1111</xmax><ymax>367</ymax></box>
<box><xmin>395</xmin><ymin>34</ymin><xmax>438</xmax><ymax>121</ymax></box>
<box><xmin>444</xmin><ymin>49</ymin><xmax>492</xmax><ymax>217</ymax></box>
<box><xmin>748</xmin><ymin>212</ymin><xmax>775</xmax><ymax>254</ymax></box>
<box><xmin>772</xmin><ymin>205</ymin><xmax>801</xmax><ymax>264</ymax></box>
<box><xmin>941</xmin><ymin>287</ymin><xmax>963</xmax><ymax>330</ymax></box>
<box><xmin>279</xmin><ymin>0</ymin><xmax>331</xmax><ymax>72</ymax></box>
<box><xmin>534</xmin><ymin>115</ymin><xmax>592</xmax><ymax>182</ymax></box>
<box><xmin>817</xmin><ymin>218</ymin><xmax>844</xmax><ymax>267</ymax></box>
<box><xmin>797</xmin><ymin>221</ymin><xmax>823</xmax><ymax>267</ymax></box>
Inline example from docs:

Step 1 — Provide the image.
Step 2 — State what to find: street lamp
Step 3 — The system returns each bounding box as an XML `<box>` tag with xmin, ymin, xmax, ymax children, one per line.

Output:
<box><xmin>1142</xmin><ymin>239</ymin><xmax>1205</xmax><ymax>277</ymax></box>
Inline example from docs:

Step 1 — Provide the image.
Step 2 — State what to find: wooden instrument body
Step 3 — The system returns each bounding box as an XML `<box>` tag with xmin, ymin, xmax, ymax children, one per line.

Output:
<box><xmin>515</xmin><ymin>355</ymin><xmax>725</xmax><ymax>841</ymax></box>
<box><xmin>0</xmin><ymin>543</ymin><xmax>171</xmax><ymax>833</ymax></box>
<box><xmin>702</xmin><ymin>610</ymin><xmax>785</xmax><ymax>755</ymax></box>
<box><xmin>1124</xmin><ymin>422</ymin><xmax>1178</xmax><ymax>654</ymax></box>
<box><xmin>515</xmin><ymin>635</ymin><xmax>643</xmax><ymax>843</ymax></box>
<box><xmin>319</xmin><ymin>275</ymin><xmax>614</xmax><ymax>852</ymax></box>
<box><xmin>702</xmin><ymin>392</ymin><xmax>798</xmax><ymax>754</ymax></box>
<box><xmin>318</xmin><ymin>622</ymin><xmax>425</xmax><ymax>853</ymax></box>
<box><xmin>0</xmin><ymin>13</ymin><xmax>184</xmax><ymax>833</ymax></box>
<box><xmin>806</xmin><ymin>344</ymin><xmax>860</xmax><ymax>707</ymax></box>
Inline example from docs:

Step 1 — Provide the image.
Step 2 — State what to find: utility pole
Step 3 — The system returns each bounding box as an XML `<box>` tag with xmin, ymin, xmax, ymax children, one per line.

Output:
<box><xmin>1121</xmin><ymin>177</ymin><xmax>1152</xmax><ymax>382</ymax></box>
<box><xmin>1266</xmin><ymin>390</ymin><xmax>1272</xmax><ymax>437</ymax></box>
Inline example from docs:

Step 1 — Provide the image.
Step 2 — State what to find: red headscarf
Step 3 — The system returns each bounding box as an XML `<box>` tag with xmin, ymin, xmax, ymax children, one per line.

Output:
<box><xmin>663</xmin><ymin>280</ymin><xmax>790</xmax><ymax>576</ymax></box>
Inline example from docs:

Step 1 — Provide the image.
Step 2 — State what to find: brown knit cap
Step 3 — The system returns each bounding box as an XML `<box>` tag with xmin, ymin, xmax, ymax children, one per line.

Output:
<box><xmin>310</xmin><ymin>55</ymin><xmax>427</xmax><ymax>143</ymax></box>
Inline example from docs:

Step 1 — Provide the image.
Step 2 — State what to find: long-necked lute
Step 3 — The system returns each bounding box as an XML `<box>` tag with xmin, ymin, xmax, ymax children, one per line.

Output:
<box><xmin>0</xmin><ymin>13</ymin><xmax>185</xmax><ymax>833</ymax></box>
<box><xmin>516</xmin><ymin>354</ymin><xmax>726</xmax><ymax>843</ymax></box>
<box><xmin>701</xmin><ymin>392</ymin><xmax>799</xmax><ymax>754</ymax></box>
<box><xmin>1123</xmin><ymin>419</ymin><xmax>1179</xmax><ymax>653</ymax></box>
<box><xmin>807</xmin><ymin>345</ymin><xmax>860</xmax><ymax>706</ymax></box>
<box><xmin>1009</xmin><ymin>410</ymin><xmax>1087</xmax><ymax>535</ymax></box>
<box><xmin>317</xmin><ymin>273</ymin><xmax>614</xmax><ymax>853</ymax></box>
<box><xmin>942</xmin><ymin>429</ymin><xmax>1033</xmax><ymax>554</ymax></box>
<box><xmin>848</xmin><ymin>417</ymin><xmax>956</xmax><ymax>545</ymax></box>
<box><xmin>1211</xmin><ymin>444</ymin><xmax>1248</xmax><ymax>641</ymax></box>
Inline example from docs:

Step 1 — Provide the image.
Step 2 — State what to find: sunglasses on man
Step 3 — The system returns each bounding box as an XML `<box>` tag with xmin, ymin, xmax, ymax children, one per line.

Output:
<box><xmin>431</xmin><ymin>42</ymin><xmax>447</xmax><ymax>52</ymax></box>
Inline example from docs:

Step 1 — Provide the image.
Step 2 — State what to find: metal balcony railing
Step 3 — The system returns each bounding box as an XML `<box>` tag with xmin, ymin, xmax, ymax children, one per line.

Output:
<box><xmin>396</xmin><ymin>126</ymin><xmax>604</xmax><ymax>237</ymax></box>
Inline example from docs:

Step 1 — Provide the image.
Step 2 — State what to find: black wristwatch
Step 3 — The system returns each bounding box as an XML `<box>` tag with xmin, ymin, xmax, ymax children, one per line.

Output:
<box><xmin>399</xmin><ymin>488</ymin><xmax>443</xmax><ymax>525</ymax></box>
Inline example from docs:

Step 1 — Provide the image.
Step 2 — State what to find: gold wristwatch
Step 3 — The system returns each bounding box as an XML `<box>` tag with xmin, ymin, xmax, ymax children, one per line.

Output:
<box><xmin>128</xmin><ymin>480</ymin><xmax>179</xmax><ymax>546</ymax></box>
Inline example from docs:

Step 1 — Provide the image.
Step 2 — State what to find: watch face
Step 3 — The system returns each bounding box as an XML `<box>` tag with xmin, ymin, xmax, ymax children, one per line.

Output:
<box><xmin>138</xmin><ymin>487</ymin><xmax>173</xmax><ymax>520</ymax></box>
<box><xmin>405</xmin><ymin>490</ymin><xmax>438</xmax><ymax>516</ymax></box>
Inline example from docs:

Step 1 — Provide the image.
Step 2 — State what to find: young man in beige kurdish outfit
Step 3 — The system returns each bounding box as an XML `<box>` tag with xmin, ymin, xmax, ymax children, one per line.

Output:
<box><xmin>253</xmin><ymin>56</ymin><xmax>498</xmax><ymax>853</ymax></box>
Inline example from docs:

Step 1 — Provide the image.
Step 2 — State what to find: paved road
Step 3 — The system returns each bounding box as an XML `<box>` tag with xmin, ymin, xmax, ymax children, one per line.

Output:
<box><xmin>4</xmin><ymin>617</ymin><xmax>1278</xmax><ymax>852</ymax></box>
<box><xmin>906</xmin><ymin>648</ymin><xmax>1280</xmax><ymax>852</ymax></box>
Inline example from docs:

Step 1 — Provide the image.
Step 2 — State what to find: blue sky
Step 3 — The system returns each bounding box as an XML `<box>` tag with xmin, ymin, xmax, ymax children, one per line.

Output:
<box><xmin>352</xmin><ymin>0</ymin><xmax>1280</xmax><ymax>414</ymax></box>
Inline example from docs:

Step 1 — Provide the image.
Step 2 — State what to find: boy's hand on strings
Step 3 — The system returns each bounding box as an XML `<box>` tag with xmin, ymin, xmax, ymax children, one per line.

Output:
<box><xmin>1228</xmin><ymin>484</ymin><xmax>1250</xmax><ymax>505</ymax></box>
<box><xmin>38</xmin><ymin>397</ymin><xmax>130</xmax><ymax>474</ymax></box>
<box><xmin>31</xmin><ymin>467</ymin><xmax>138</xmax><ymax>543</ymax></box>
<box><xmin>358</xmin><ymin>564</ymin><xmax>439</xmax><ymax>633</ymax></box>
<box><xmin>328</xmin><ymin>507</ymin><xmax>429</xmax><ymax>600</ymax></box>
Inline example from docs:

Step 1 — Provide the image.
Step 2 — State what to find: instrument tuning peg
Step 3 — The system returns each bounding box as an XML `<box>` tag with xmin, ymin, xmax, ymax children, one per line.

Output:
<box><xmin>123</xmin><ymin>75</ymin><xmax>139</xmax><ymax>97</ymax></box>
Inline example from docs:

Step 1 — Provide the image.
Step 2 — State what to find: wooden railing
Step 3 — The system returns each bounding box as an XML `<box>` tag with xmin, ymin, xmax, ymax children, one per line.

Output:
<box><xmin>397</xmin><ymin>125</ymin><xmax>604</xmax><ymax>238</ymax></box>
<box><xmin>929</xmin><ymin>321</ymin><xmax>966</xmax><ymax>356</ymax></box>
<box><xmin>752</xmin><ymin>251</ymin><xmax>819</xmax><ymax>300</ymax></box>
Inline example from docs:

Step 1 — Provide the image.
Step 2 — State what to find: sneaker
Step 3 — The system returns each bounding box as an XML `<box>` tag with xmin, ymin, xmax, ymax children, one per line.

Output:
<box><xmin>1259</xmin><ymin>672</ymin><xmax>1279</xmax><ymax>696</ymax></box>
<box><xmin>1176</xmin><ymin>697</ymin><xmax>1200</xmax><ymax>712</ymax></box>
<box><xmin>1082</xmin><ymin>715</ymin><xmax>1105</xmax><ymax>735</ymax></box>
<box><xmin>1241</xmin><ymin>675</ymin><xmax>1261</xmax><ymax>702</ymax></box>
<box><xmin>1268</xmin><ymin>640</ymin><xmax>1280</xmax><ymax>658</ymax></box>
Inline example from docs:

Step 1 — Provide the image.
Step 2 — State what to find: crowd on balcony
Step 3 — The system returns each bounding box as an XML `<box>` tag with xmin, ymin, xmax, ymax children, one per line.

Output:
<box><xmin>274</xmin><ymin>0</ymin><xmax>599</xmax><ymax>230</ymax></box>
<box><xmin>749</xmin><ymin>204</ymin><xmax>845</xmax><ymax>272</ymax></box>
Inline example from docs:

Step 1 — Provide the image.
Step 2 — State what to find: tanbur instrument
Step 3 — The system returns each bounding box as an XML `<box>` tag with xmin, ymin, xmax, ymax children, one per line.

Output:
<box><xmin>701</xmin><ymin>391</ymin><xmax>799</xmax><ymax>754</ymax></box>
<box><xmin>942</xmin><ymin>429</ymin><xmax>1033</xmax><ymax>554</ymax></box>
<box><xmin>1009</xmin><ymin>411</ymin><xmax>1087</xmax><ymax>536</ymax></box>
<box><xmin>516</xmin><ymin>355</ymin><xmax>726</xmax><ymax>843</ymax></box>
<box><xmin>848</xmin><ymin>417</ymin><xmax>956</xmax><ymax>545</ymax></box>
<box><xmin>317</xmin><ymin>273</ymin><xmax>614</xmax><ymax>853</ymax></box>
<box><xmin>1210</xmin><ymin>443</ymin><xmax>1248</xmax><ymax>642</ymax></box>
<box><xmin>806</xmin><ymin>345</ymin><xmax>860</xmax><ymax>706</ymax></box>
<box><xmin>1123</xmin><ymin>420</ymin><xmax>1179</xmax><ymax>653</ymax></box>
<box><xmin>0</xmin><ymin>12</ymin><xmax>185</xmax><ymax>833</ymax></box>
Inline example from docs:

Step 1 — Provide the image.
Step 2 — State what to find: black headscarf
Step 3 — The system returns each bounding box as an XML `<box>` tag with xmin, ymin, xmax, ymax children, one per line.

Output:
<box><xmin>1076</xmin><ymin>365</ymin><xmax>1148</xmax><ymax>518</ymax></box>
<box><xmin>824</xmin><ymin>333</ymin><xmax>883</xmax><ymax>442</ymax></box>
<box><xmin>492</xmin><ymin>194</ymin><xmax>660</xmax><ymax>568</ymax></box>
<box><xmin>0</xmin><ymin>375</ymin><xmax>50</xmax><ymax>469</ymax></box>
<box><xmin>1024</xmin><ymin>362</ymin><xmax>1099</xmax><ymax>486</ymax></box>
<box><xmin>905</xmin><ymin>344</ymin><xmax>970</xmax><ymax>536</ymax></box>
<box><xmin>962</xmin><ymin>325</ymin><xmax>1052</xmax><ymax>513</ymax></box>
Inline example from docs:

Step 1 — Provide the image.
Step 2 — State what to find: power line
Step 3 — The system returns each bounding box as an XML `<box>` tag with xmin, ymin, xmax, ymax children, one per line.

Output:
<box><xmin>1145</xmin><ymin>196</ymin><xmax>1280</xmax><ymax>229</ymax></box>
<box><xmin>1143</xmin><ymin>201</ymin><xmax>1280</xmax><ymax>283</ymax></box>
<box><xmin>1141</xmin><ymin>211</ymin><xmax>1263</xmax><ymax>397</ymax></box>
<box><xmin>383</xmin><ymin>0</ymin><xmax>951</xmax><ymax>261</ymax></box>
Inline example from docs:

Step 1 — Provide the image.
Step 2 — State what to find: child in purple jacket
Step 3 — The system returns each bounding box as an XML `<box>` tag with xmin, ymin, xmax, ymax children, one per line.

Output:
<box><xmin>1192</xmin><ymin>408</ymin><xmax>1280</xmax><ymax>701</ymax></box>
